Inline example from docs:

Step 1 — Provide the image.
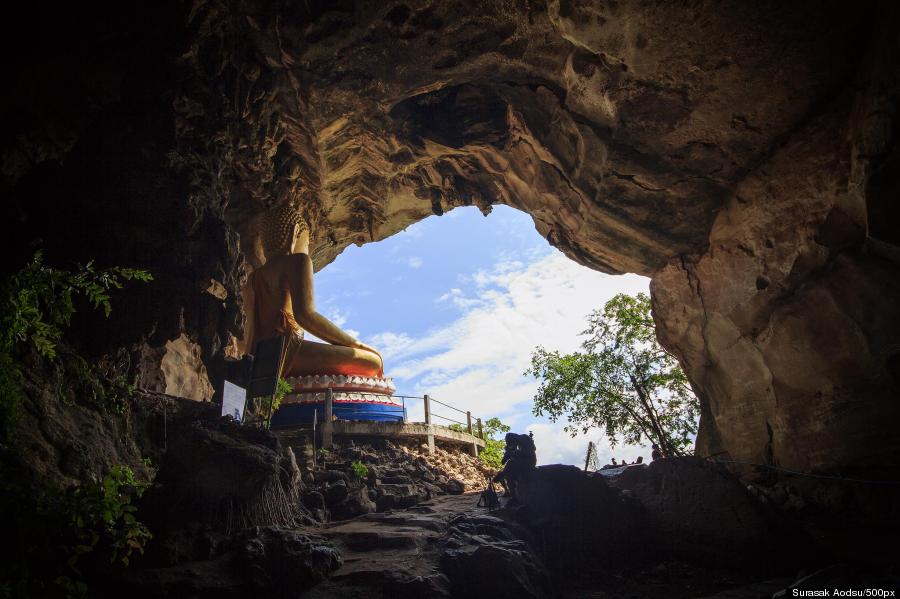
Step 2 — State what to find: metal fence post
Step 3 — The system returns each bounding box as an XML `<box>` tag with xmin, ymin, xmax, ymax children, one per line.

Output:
<box><xmin>323</xmin><ymin>388</ymin><xmax>334</xmax><ymax>449</ymax></box>
<box><xmin>424</xmin><ymin>394</ymin><xmax>434</xmax><ymax>455</ymax></box>
<box><xmin>466</xmin><ymin>411</ymin><xmax>478</xmax><ymax>457</ymax></box>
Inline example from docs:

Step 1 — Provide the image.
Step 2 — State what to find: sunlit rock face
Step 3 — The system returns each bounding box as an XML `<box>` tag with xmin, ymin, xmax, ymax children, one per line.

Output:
<box><xmin>3</xmin><ymin>2</ymin><xmax>898</xmax><ymax>476</ymax></box>
<box><xmin>177</xmin><ymin>0</ymin><xmax>869</xmax><ymax>274</ymax></box>
<box><xmin>651</xmin><ymin>16</ymin><xmax>900</xmax><ymax>478</ymax></box>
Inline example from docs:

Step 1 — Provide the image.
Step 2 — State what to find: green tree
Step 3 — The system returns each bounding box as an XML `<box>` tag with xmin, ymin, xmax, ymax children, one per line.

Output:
<box><xmin>527</xmin><ymin>293</ymin><xmax>699</xmax><ymax>457</ymax></box>
<box><xmin>476</xmin><ymin>417</ymin><xmax>510</xmax><ymax>469</ymax></box>
<box><xmin>449</xmin><ymin>417</ymin><xmax>510</xmax><ymax>469</ymax></box>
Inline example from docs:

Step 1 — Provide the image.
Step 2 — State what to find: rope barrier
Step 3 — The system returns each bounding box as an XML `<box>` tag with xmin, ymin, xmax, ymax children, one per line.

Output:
<box><xmin>431</xmin><ymin>412</ymin><xmax>468</xmax><ymax>427</ymax></box>
<box><xmin>706</xmin><ymin>457</ymin><xmax>900</xmax><ymax>486</ymax></box>
<box><xmin>428</xmin><ymin>396</ymin><xmax>468</xmax><ymax>415</ymax></box>
<box><xmin>302</xmin><ymin>386</ymin><xmax>485</xmax><ymax>434</ymax></box>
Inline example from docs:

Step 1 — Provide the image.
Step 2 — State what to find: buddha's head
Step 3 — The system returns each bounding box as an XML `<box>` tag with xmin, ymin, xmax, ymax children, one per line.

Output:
<box><xmin>260</xmin><ymin>203</ymin><xmax>310</xmax><ymax>260</ymax></box>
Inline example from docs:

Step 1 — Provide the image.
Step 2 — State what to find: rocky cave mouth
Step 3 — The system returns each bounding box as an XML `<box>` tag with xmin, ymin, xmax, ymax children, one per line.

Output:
<box><xmin>1</xmin><ymin>0</ymin><xmax>899</xmax><ymax>597</ymax></box>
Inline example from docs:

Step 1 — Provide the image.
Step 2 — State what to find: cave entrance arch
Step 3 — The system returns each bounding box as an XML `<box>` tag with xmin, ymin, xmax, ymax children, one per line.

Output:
<box><xmin>306</xmin><ymin>204</ymin><xmax>649</xmax><ymax>435</ymax></box>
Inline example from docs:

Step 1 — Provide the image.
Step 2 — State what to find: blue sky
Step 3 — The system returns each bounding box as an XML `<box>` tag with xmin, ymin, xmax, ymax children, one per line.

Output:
<box><xmin>312</xmin><ymin>205</ymin><xmax>651</xmax><ymax>466</ymax></box>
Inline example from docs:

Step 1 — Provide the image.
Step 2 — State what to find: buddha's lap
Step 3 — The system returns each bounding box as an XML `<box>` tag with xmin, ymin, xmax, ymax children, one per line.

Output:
<box><xmin>283</xmin><ymin>340</ymin><xmax>381</xmax><ymax>376</ymax></box>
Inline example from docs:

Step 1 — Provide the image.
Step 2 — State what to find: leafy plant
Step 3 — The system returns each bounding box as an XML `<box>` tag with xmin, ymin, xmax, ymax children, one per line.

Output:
<box><xmin>60</xmin><ymin>465</ymin><xmax>152</xmax><ymax>571</ymax></box>
<box><xmin>272</xmin><ymin>377</ymin><xmax>293</xmax><ymax>412</ymax></box>
<box><xmin>1</xmin><ymin>250</ymin><xmax>152</xmax><ymax>360</ymax></box>
<box><xmin>0</xmin><ymin>464</ymin><xmax>153</xmax><ymax>599</ymax></box>
<box><xmin>451</xmin><ymin>417</ymin><xmax>510</xmax><ymax>469</ymax></box>
<box><xmin>527</xmin><ymin>293</ymin><xmax>699</xmax><ymax>457</ymax></box>
<box><xmin>58</xmin><ymin>348</ymin><xmax>136</xmax><ymax>414</ymax></box>
<box><xmin>478</xmin><ymin>417</ymin><xmax>511</xmax><ymax>469</ymax></box>
<box><xmin>350</xmin><ymin>460</ymin><xmax>369</xmax><ymax>479</ymax></box>
<box><xmin>0</xmin><ymin>251</ymin><xmax>151</xmax><ymax>443</ymax></box>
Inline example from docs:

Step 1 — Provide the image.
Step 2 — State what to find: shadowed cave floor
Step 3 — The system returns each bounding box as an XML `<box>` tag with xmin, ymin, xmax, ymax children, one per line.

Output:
<box><xmin>302</xmin><ymin>492</ymin><xmax>792</xmax><ymax>599</ymax></box>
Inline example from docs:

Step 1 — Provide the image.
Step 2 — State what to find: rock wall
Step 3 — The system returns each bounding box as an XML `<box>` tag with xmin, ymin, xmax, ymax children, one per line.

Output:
<box><xmin>651</xmin><ymin>10</ymin><xmax>900</xmax><ymax>478</ymax></box>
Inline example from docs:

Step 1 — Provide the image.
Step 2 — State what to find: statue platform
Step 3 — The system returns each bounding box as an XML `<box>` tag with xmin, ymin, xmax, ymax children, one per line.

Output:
<box><xmin>271</xmin><ymin>374</ymin><xmax>406</xmax><ymax>425</ymax></box>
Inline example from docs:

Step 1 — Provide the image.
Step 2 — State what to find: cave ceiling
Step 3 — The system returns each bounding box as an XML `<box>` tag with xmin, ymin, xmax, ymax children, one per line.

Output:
<box><xmin>172</xmin><ymin>0</ymin><xmax>866</xmax><ymax>275</ymax></box>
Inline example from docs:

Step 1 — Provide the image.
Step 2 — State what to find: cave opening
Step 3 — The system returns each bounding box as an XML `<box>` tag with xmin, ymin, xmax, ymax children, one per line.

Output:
<box><xmin>310</xmin><ymin>204</ymin><xmax>652</xmax><ymax>464</ymax></box>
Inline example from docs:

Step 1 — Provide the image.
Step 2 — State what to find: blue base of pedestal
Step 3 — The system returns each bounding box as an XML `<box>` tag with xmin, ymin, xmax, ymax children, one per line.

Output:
<box><xmin>271</xmin><ymin>400</ymin><xmax>406</xmax><ymax>427</ymax></box>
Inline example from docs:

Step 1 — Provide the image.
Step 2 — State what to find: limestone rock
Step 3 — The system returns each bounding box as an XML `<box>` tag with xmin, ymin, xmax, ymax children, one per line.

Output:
<box><xmin>234</xmin><ymin>527</ymin><xmax>341</xmax><ymax>593</ymax></box>
<box><xmin>329</xmin><ymin>484</ymin><xmax>376</xmax><ymax>520</ymax></box>
<box><xmin>159</xmin><ymin>334</ymin><xmax>214</xmax><ymax>402</ymax></box>
<box><xmin>440</xmin><ymin>542</ymin><xmax>551</xmax><ymax>599</ymax></box>
<box><xmin>515</xmin><ymin>465</ymin><xmax>647</xmax><ymax>572</ymax></box>
<box><xmin>325</xmin><ymin>480</ymin><xmax>349</xmax><ymax>506</ymax></box>
<box><xmin>611</xmin><ymin>458</ymin><xmax>809</xmax><ymax>570</ymax></box>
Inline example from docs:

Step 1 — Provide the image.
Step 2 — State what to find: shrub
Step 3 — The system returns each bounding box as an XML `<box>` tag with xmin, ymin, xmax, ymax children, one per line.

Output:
<box><xmin>0</xmin><ymin>251</ymin><xmax>151</xmax><ymax>444</ymax></box>
<box><xmin>350</xmin><ymin>460</ymin><xmax>369</xmax><ymax>479</ymax></box>
<box><xmin>0</xmin><ymin>465</ymin><xmax>153</xmax><ymax>599</ymax></box>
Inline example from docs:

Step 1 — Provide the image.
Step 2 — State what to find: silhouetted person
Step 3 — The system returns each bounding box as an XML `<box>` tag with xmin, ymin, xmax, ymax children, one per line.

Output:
<box><xmin>495</xmin><ymin>432</ymin><xmax>517</xmax><ymax>497</ymax></box>
<box><xmin>636</xmin><ymin>456</ymin><xmax>644</xmax><ymax>464</ymax></box>
<box><xmin>652</xmin><ymin>444</ymin><xmax>665</xmax><ymax>461</ymax></box>
<box><xmin>493</xmin><ymin>432</ymin><xmax>537</xmax><ymax>502</ymax></box>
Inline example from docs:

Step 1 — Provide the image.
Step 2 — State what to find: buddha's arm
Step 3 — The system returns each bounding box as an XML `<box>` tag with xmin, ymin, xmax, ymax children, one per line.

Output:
<box><xmin>290</xmin><ymin>254</ymin><xmax>378</xmax><ymax>354</ymax></box>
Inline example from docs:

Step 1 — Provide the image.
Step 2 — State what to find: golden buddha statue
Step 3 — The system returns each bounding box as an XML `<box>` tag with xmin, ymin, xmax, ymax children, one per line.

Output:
<box><xmin>242</xmin><ymin>204</ymin><xmax>383</xmax><ymax>378</ymax></box>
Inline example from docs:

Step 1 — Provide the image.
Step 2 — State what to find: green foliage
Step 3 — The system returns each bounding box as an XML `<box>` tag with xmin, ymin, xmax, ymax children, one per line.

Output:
<box><xmin>483</xmin><ymin>417</ymin><xmax>510</xmax><ymax>438</ymax></box>
<box><xmin>57</xmin><ymin>349</ymin><xmax>137</xmax><ymax>414</ymax></box>
<box><xmin>479</xmin><ymin>439</ymin><xmax>506</xmax><ymax>469</ymax></box>
<box><xmin>475</xmin><ymin>417</ymin><xmax>512</xmax><ymax>469</ymax></box>
<box><xmin>0</xmin><ymin>352</ymin><xmax>25</xmax><ymax>442</ymax></box>
<box><xmin>59</xmin><ymin>465</ymin><xmax>153</xmax><ymax>573</ymax></box>
<box><xmin>450</xmin><ymin>417</ymin><xmax>510</xmax><ymax>469</ymax></box>
<box><xmin>0</xmin><ymin>465</ymin><xmax>152</xmax><ymax>599</ymax></box>
<box><xmin>1</xmin><ymin>250</ymin><xmax>152</xmax><ymax>360</ymax></box>
<box><xmin>527</xmin><ymin>293</ymin><xmax>699</xmax><ymax>457</ymax></box>
<box><xmin>0</xmin><ymin>251</ymin><xmax>151</xmax><ymax>444</ymax></box>
<box><xmin>272</xmin><ymin>377</ymin><xmax>293</xmax><ymax>412</ymax></box>
<box><xmin>350</xmin><ymin>460</ymin><xmax>369</xmax><ymax>479</ymax></box>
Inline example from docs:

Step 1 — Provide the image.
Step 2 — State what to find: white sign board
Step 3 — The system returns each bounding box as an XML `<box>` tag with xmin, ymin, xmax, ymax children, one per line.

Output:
<box><xmin>222</xmin><ymin>381</ymin><xmax>247</xmax><ymax>422</ymax></box>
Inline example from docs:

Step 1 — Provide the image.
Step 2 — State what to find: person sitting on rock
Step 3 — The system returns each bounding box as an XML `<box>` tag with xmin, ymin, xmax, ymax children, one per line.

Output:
<box><xmin>494</xmin><ymin>432</ymin><xmax>518</xmax><ymax>497</ymax></box>
<box><xmin>492</xmin><ymin>433</ymin><xmax>537</xmax><ymax>502</ymax></box>
<box><xmin>635</xmin><ymin>456</ymin><xmax>644</xmax><ymax>464</ymax></box>
<box><xmin>651</xmin><ymin>444</ymin><xmax>665</xmax><ymax>461</ymax></box>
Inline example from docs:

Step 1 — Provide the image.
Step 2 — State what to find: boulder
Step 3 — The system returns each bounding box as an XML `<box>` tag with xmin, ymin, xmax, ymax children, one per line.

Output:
<box><xmin>144</xmin><ymin>417</ymin><xmax>300</xmax><ymax>532</ymax></box>
<box><xmin>443</xmin><ymin>479</ymin><xmax>465</xmax><ymax>495</ymax></box>
<box><xmin>516</xmin><ymin>465</ymin><xmax>647</xmax><ymax>572</ymax></box>
<box><xmin>611</xmin><ymin>457</ymin><xmax>811</xmax><ymax>570</ymax></box>
<box><xmin>440</xmin><ymin>542</ymin><xmax>550</xmax><ymax>599</ymax></box>
<box><xmin>329</xmin><ymin>485</ymin><xmax>376</xmax><ymax>520</ymax></box>
<box><xmin>236</xmin><ymin>527</ymin><xmax>341</xmax><ymax>592</ymax></box>
<box><xmin>325</xmin><ymin>480</ymin><xmax>349</xmax><ymax>505</ymax></box>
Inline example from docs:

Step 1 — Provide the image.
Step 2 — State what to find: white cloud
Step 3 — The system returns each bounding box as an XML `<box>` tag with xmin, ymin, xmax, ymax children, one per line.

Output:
<box><xmin>390</xmin><ymin>252</ymin><xmax>424</xmax><ymax>270</ymax></box>
<box><xmin>526</xmin><ymin>423</ymin><xmax>651</xmax><ymax>467</ymax></box>
<box><xmin>369</xmin><ymin>250</ymin><xmax>650</xmax><ymax>464</ymax></box>
<box><xmin>436</xmin><ymin>288</ymin><xmax>484</xmax><ymax>310</ymax></box>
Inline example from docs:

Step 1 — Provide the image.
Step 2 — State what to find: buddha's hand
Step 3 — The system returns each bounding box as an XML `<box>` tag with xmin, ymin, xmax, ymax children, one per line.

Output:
<box><xmin>353</xmin><ymin>341</ymin><xmax>384</xmax><ymax>375</ymax></box>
